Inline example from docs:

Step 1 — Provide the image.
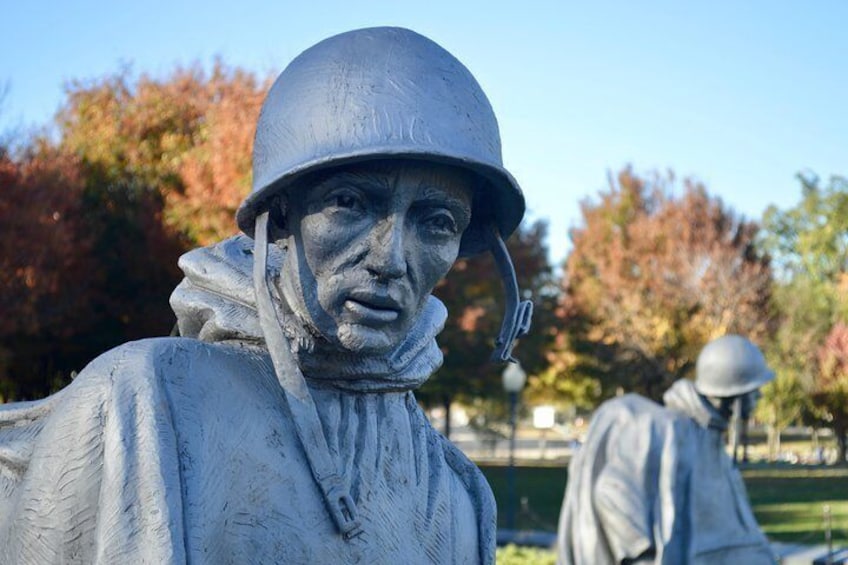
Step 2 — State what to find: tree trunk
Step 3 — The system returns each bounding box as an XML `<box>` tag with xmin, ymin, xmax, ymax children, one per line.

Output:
<box><xmin>767</xmin><ymin>425</ymin><xmax>776</xmax><ymax>462</ymax></box>
<box><xmin>836</xmin><ymin>424</ymin><xmax>847</xmax><ymax>464</ymax></box>
<box><xmin>442</xmin><ymin>395</ymin><xmax>452</xmax><ymax>440</ymax></box>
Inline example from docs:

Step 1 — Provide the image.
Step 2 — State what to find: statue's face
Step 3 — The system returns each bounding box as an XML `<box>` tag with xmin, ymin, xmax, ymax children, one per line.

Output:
<box><xmin>279</xmin><ymin>161</ymin><xmax>473</xmax><ymax>354</ymax></box>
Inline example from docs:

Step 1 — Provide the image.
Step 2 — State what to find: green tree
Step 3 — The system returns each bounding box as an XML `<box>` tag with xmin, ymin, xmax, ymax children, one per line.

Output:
<box><xmin>761</xmin><ymin>173</ymin><xmax>848</xmax><ymax>288</ymax></box>
<box><xmin>560</xmin><ymin>167</ymin><xmax>773</xmax><ymax>402</ymax></box>
<box><xmin>755</xmin><ymin>369</ymin><xmax>805</xmax><ymax>460</ymax></box>
<box><xmin>759</xmin><ymin>173</ymin><xmax>848</xmax><ymax>461</ymax></box>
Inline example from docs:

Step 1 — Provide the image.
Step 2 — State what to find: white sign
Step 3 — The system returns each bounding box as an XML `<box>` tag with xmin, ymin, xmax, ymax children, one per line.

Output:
<box><xmin>533</xmin><ymin>406</ymin><xmax>556</xmax><ymax>429</ymax></box>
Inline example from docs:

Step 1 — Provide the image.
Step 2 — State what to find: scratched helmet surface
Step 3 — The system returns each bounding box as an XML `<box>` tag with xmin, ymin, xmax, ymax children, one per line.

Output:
<box><xmin>236</xmin><ymin>26</ymin><xmax>525</xmax><ymax>256</ymax></box>
<box><xmin>694</xmin><ymin>334</ymin><xmax>775</xmax><ymax>398</ymax></box>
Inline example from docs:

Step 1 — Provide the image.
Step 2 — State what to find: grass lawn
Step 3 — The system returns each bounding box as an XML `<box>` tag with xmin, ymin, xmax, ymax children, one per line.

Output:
<box><xmin>479</xmin><ymin>463</ymin><xmax>566</xmax><ymax>532</ymax></box>
<box><xmin>478</xmin><ymin>463</ymin><xmax>848</xmax><ymax>545</ymax></box>
<box><xmin>745</xmin><ymin>465</ymin><xmax>848</xmax><ymax>545</ymax></box>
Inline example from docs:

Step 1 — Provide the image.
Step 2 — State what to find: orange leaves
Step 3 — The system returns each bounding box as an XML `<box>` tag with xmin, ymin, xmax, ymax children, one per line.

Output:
<box><xmin>168</xmin><ymin>65</ymin><xmax>269</xmax><ymax>245</ymax></box>
<box><xmin>458</xmin><ymin>305</ymin><xmax>488</xmax><ymax>332</ymax></box>
<box><xmin>562</xmin><ymin>166</ymin><xmax>774</xmax><ymax>398</ymax></box>
<box><xmin>58</xmin><ymin>61</ymin><xmax>271</xmax><ymax>246</ymax></box>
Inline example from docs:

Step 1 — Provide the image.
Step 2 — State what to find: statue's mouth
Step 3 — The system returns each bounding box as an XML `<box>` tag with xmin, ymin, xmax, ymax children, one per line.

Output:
<box><xmin>343</xmin><ymin>293</ymin><xmax>401</xmax><ymax>323</ymax></box>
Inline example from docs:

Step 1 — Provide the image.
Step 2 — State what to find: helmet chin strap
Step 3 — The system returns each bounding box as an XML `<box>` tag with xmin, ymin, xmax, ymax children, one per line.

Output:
<box><xmin>253</xmin><ymin>210</ymin><xmax>363</xmax><ymax>540</ymax></box>
<box><xmin>485</xmin><ymin>225</ymin><xmax>534</xmax><ymax>364</ymax></box>
<box><xmin>250</xmin><ymin>215</ymin><xmax>530</xmax><ymax>536</ymax></box>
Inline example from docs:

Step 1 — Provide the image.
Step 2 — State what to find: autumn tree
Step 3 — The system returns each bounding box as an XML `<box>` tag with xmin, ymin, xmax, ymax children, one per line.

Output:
<box><xmin>524</xmin><ymin>299</ymin><xmax>601</xmax><ymax>411</ymax></box>
<box><xmin>0</xmin><ymin>142</ymin><xmax>99</xmax><ymax>399</ymax></box>
<box><xmin>813</xmin><ymin>323</ymin><xmax>848</xmax><ymax>462</ymax></box>
<box><xmin>558</xmin><ymin>167</ymin><xmax>773</xmax><ymax>402</ymax></box>
<box><xmin>0</xmin><ymin>145</ymin><xmax>92</xmax><ymax>332</ymax></box>
<box><xmin>1</xmin><ymin>61</ymin><xmax>270</xmax><ymax>400</ymax></box>
<box><xmin>54</xmin><ymin>60</ymin><xmax>271</xmax><ymax>337</ymax></box>
<box><xmin>58</xmin><ymin>60</ymin><xmax>269</xmax><ymax>246</ymax></box>
<box><xmin>421</xmin><ymin>220</ymin><xmax>558</xmax><ymax>438</ymax></box>
<box><xmin>0</xmin><ymin>134</ymin><xmax>188</xmax><ymax>400</ymax></box>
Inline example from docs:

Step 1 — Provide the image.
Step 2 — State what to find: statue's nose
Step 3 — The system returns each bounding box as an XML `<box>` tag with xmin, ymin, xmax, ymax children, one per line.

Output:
<box><xmin>364</xmin><ymin>217</ymin><xmax>407</xmax><ymax>281</ymax></box>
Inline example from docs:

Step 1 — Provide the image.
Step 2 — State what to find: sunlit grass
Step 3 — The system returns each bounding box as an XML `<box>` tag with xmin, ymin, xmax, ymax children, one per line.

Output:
<box><xmin>744</xmin><ymin>465</ymin><xmax>848</xmax><ymax>543</ymax></box>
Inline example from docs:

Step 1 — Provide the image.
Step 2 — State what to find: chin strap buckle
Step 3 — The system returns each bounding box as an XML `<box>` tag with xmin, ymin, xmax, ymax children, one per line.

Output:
<box><xmin>492</xmin><ymin>299</ymin><xmax>534</xmax><ymax>363</ymax></box>
<box><xmin>486</xmin><ymin>226</ymin><xmax>534</xmax><ymax>363</ymax></box>
<box><xmin>325</xmin><ymin>483</ymin><xmax>364</xmax><ymax>540</ymax></box>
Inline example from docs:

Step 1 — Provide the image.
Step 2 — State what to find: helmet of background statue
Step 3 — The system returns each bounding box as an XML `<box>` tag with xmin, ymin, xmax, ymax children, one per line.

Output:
<box><xmin>694</xmin><ymin>334</ymin><xmax>775</xmax><ymax>398</ymax></box>
<box><xmin>236</xmin><ymin>26</ymin><xmax>525</xmax><ymax>257</ymax></box>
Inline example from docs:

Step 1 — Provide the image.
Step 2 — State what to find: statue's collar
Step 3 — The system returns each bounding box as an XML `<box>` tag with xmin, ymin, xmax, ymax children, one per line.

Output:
<box><xmin>170</xmin><ymin>235</ymin><xmax>445</xmax><ymax>392</ymax></box>
<box><xmin>292</xmin><ymin>297</ymin><xmax>445</xmax><ymax>392</ymax></box>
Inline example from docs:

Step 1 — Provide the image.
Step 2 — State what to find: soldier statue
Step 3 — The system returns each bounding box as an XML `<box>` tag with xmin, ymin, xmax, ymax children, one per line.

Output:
<box><xmin>557</xmin><ymin>335</ymin><xmax>776</xmax><ymax>565</ymax></box>
<box><xmin>0</xmin><ymin>27</ymin><xmax>532</xmax><ymax>564</ymax></box>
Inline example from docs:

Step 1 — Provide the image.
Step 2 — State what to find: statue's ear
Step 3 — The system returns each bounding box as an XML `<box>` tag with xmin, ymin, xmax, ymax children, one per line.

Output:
<box><xmin>267</xmin><ymin>196</ymin><xmax>289</xmax><ymax>243</ymax></box>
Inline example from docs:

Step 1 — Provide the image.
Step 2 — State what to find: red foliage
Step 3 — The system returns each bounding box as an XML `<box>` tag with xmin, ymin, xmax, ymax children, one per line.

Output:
<box><xmin>0</xmin><ymin>60</ymin><xmax>271</xmax><ymax>400</ymax></box>
<box><xmin>814</xmin><ymin>322</ymin><xmax>848</xmax><ymax>461</ymax></box>
<box><xmin>0</xmin><ymin>147</ymin><xmax>97</xmax><ymax>338</ymax></box>
<box><xmin>818</xmin><ymin>322</ymin><xmax>848</xmax><ymax>391</ymax></box>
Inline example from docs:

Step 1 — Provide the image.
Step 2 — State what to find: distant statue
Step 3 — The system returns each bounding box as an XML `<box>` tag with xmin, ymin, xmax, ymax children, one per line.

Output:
<box><xmin>0</xmin><ymin>27</ymin><xmax>533</xmax><ymax>564</ymax></box>
<box><xmin>556</xmin><ymin>335</ymin><xmax>777</xmax><ymax>565</ymax></box>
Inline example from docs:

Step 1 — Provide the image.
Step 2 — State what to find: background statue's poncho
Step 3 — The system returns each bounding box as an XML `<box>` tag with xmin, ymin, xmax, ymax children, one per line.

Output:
<box><xmin>556</xmin><ymin>379</ymin><xmax>775</xmax><ymax>565</ymax></box>
<box><xmin>0</xmin><ymin>236</ymin><xmax>496</xmax><ymax>564</ymax></box>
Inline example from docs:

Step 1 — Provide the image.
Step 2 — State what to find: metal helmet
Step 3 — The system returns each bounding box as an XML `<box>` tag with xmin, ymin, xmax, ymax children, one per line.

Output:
<box><xmin>694</xmin><ymin>335</ymin><xmax>775</xmax><ymax>398</ymax></box>
<box><xmin>236</xmin><ymin>26</ymin><xmax>525</xmax><ymax>257</ymax></box>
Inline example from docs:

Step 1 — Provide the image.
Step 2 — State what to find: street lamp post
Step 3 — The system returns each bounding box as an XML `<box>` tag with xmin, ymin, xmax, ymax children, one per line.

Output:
<box><xmin>502</xmin><ymin>362</ymin><xmax>527</xmax><ymax>532</ymax></box>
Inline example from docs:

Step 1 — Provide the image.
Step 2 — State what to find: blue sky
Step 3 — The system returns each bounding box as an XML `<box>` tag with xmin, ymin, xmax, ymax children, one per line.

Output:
<box><xmin>2</xmin><ymin>1</ymin><xmax>846</xmax><ymax>264</ymax></box>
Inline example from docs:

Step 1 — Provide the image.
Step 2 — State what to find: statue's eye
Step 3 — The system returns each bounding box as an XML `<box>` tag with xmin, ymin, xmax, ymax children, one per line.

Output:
<box><xmin>336</xmin><ymin>193</ymin><xmax>358</xmax><ymax>209</ymax></box>
<box><xmin>423</xmin><ymin>210</ymin><xmax>458</xmax><ymax>235</ymax></box>
<box><xmin>323</xmin><ymin>188</ymin><xmax>365</xmax><ymax>214</ymax></box>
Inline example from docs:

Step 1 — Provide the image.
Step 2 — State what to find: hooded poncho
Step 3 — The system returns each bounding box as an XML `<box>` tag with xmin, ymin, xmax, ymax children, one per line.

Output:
<box><xmin>556</xmin><ymin>379</ymin><xmax>775</xmax><ymax>565</ymax></box>
<box><xmin>0</xmin><ymin>235</ymin><xmax>496</xmax><ymax>564</ymax></box>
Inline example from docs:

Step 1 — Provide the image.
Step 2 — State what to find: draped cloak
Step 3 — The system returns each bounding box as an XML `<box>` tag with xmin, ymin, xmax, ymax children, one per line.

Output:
<box><xmin>556</xmin><ymin>380</ymin><xmax>775</xmax><ymax>565</ymax></box>
<box><xmin>0</xmin><ymin>235</ymin><xmax>496</xmax><ymax>564</ymax></box>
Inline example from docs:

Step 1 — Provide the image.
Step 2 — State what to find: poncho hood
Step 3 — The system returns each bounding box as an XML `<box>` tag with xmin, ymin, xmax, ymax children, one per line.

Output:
<box><xmin>663</xmin><ymin>378</ymin><xmax>728</xmax><ymax>431</ymax></box>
